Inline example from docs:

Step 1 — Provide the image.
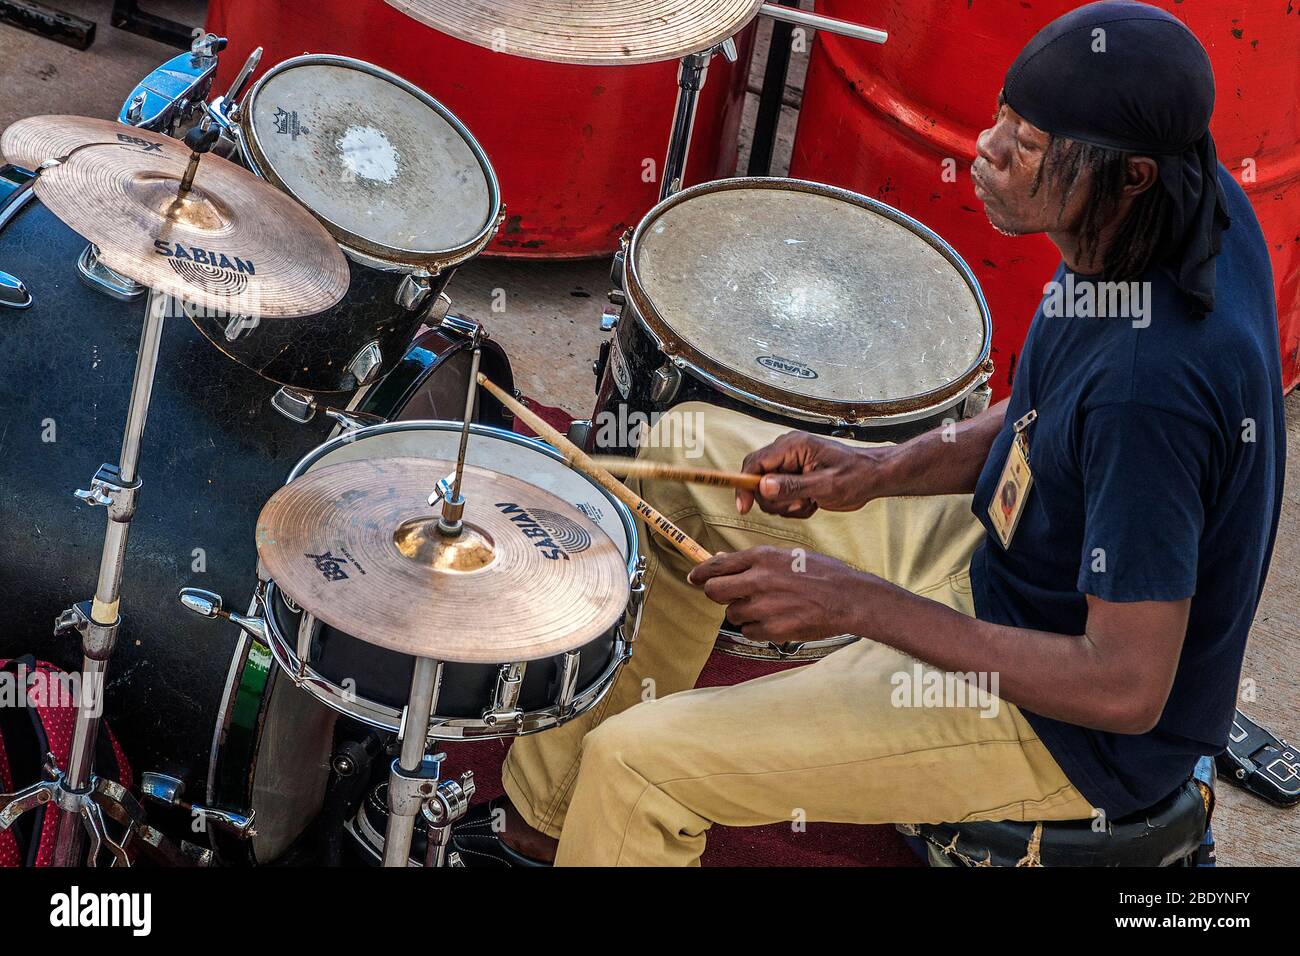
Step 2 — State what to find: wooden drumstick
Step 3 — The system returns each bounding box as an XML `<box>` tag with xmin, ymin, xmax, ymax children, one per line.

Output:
<box><xmin>476</xmin><ymin>374</ymin><xmax>713</xmax><ymax>565</ymax></box>
<box><xmin>587</xmin><ymin>456</ymin><xmax>762</xmax><ymax>492</ymax></box>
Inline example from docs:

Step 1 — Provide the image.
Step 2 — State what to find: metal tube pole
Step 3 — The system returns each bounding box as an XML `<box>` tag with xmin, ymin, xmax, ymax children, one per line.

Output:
<box><xmin>748</xmin><ymin>0</ymin><xmax>800</xmax><ymax>177</ymax></box>
<box><xmin>758</xmin><ymin>4</ymin><xmax>888</xmax><ymax>44</ymax></box>
<box><xmin>450</xmin><ymin>347</ymin><xmax>482</xmax><ymax>503</ymax></box>
<box><xmin>660</xmin><ymin>50</ymin><xmax>712</xmax><ymax>200</ymax></box>
<box><xmin>52</xmin><ymin>286</ymin><xmax>168</xmax><ymax>866</ymax></box>
<box><xmin>382</xmin><ymin>657</ymin><xmax>444</xmax><ymax>867</ymax></box>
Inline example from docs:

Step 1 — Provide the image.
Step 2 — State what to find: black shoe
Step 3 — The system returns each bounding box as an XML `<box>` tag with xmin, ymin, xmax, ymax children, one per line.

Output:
<box><xmin>450</xmin><ymin>798</ymin><xmax>552</xmax><ymax>868</ymax></box>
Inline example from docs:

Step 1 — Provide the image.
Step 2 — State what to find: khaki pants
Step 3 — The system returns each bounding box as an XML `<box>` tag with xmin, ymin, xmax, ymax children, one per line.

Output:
<box><xmin>502</xmin><ymin>403</ymin><xmax>1093</xmax><ymax>866</ymax></box>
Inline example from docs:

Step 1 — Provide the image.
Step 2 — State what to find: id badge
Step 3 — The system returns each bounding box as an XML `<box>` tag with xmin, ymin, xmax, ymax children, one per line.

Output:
<box><xmin>988</xmin><ymin>410</ymin><xmax>1036</xmax><ymax>550</ymax></box>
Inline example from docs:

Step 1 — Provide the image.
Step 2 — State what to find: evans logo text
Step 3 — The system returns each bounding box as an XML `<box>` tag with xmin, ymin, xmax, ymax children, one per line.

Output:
<box><xmin>756</xmin><ymin>355</ymin><xmax>818</xmax><ymax>379</ymax></box>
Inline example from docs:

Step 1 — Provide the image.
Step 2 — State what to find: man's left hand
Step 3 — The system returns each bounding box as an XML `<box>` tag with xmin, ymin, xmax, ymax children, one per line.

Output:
<box><xmin>688</xmin><ymin>546</ymin><xmax>869</xmax><ymax>644</ymax></box>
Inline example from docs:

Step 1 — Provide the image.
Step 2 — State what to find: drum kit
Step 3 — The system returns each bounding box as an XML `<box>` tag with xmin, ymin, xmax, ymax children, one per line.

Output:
<box><xmin>0</xmin><ymin>0</ymin><xmax>993</xmax><ymax>867</ymax></box>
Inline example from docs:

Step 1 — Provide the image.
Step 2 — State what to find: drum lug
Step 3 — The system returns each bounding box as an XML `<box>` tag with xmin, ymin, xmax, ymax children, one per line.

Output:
<box><xmin>960</xmin><ymin>361</ymin><xmax>996</xmax><ymax>419</ymax></box>
<box><xmin>649</xmin><ymin>363</ymin><xmax>683</xmax><ymax>404</ymax></box>
<box><xmin>178</xmin><ymin>587</ymin><xmax>270</xmax><ymax>647</ymax></box>
<box><xmin>139</xmin><ymin>772</ymin><xmax>258</xmax><ymax>839</ymax></box>
<box><xmin>77</xmin><ymin>244</ymin><xmax>145</xmax><ymax>301</ymax></box>
<box><xmin>600</xmin><ymin>303</ymin><xmax>621</xmax><ymax>331</ymax></box>
<box><xmin>395</xmin><ymin>273</ymin><xmax>434</xmax><ymax>312</ymax></box>
<box><xmin>433</xmin><ymin>310</ymin><xmax>482</xmax><ymax>340</ymax></box>
<box><xmin>271</xmin><ymin>386</ymin><xmax>387</xmax><ymax>430</ymax></box>
<box><xmin>555</xmin><ymin>651</ymin><xmax>582</xmax><ymax>716</ymax></box>
<box><xmin>566</xmin><ymin>419</ymin><xmax>593</xmax><ymax>450</ymax></box>
<box><xmin>426</xmin><ymin>291</ymin><xmax>453</xmax><ymax>325</ymax></box>
<box><xmin>482</xmin><ymin>662</ymin><xmax>526</xmax><ymax>729</ymax></box>
<box><xmin>296</xmin><ymin>611</ymin><xmax>321</xmax><ymax>666</ymax></box>
<box><xmin>610</xmin><ymin>249</ymin><xmax>626</xmax><ymax>291</ymax></box>
<box><xmin>0</xmin><ymin>270</ymin><xmax>32</xmax><ymax>310</ymax></box>
<box><xmin>627</xmin><ymin>556</ymin><xmax>648</xmax><ymax>644</ymax></box>
<box><xmin>346</xmin><ymin>341</ymin><xmax>385</xmax><ymax>387</ymax></box>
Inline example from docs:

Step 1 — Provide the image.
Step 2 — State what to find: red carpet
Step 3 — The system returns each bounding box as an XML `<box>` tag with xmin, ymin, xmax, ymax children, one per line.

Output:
<box><xmin>489</xmin><ymin>396</ymin><xmax>920</xmax><ymax>865</ymax></box>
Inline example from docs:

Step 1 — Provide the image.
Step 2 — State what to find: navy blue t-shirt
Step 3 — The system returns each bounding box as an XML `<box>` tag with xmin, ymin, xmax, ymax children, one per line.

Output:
<box><xmin>969</xmin><ymin>167</ymin><xmax>1285</xmax><ymax>819</ymax></box>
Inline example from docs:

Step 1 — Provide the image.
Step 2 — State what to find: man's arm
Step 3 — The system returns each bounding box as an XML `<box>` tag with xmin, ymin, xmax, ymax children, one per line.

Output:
<box><xmin>846</xmin><ymin>577</ymin><xmax>1187</xmax><ymax>734</ymax></box>
<box><xmin>692</xmin><ymin>548</ymin><xmax>1187</xmax><ymax>734</ymax></box>
<box><xmin>738</xmin><ymin>399</ymin><xmax>1008</xmax><ymax>517</ymax></box>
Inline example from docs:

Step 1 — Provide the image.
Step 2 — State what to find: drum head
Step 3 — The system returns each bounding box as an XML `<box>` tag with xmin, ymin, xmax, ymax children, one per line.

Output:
<box><xmin>242</xmin><ymin>55</ymin><xmax>497</xmax><ymax>267</ymax></box>
<box><xmin>627</xmin><ymin>179</ymin><xmax>989</xmax><ymax>423</ymax></box>
<box><xmin>298</xmin><ymin>422</ymin><xmax>633</xmax><ymax>560</ymax></box>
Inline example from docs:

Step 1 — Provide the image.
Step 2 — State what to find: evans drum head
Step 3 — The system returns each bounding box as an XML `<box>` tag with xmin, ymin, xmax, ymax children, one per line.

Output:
<box><xmin>239</xmin><ymin>54</ymin><xmax>501</xmax><ymax>269</ymax></box>
<box><xmin>623</xmin><ymin>178</ymin><xmax>992</xmax><ymax>426</ymax></box>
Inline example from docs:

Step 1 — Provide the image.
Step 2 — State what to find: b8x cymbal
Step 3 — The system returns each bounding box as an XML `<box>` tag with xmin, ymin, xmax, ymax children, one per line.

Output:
<box><xmin>256</xmin><ymin>457</ymin><xmax>630</xmax><ymax>664</ymax></box>
<box><xmin>385</xmin><ymin>0</ymin><xmax>764</xmax><ymax>65</ymax></box>
<box><xmin>0</xmin><ymin>115</ymin><xmax>348</xmax><ymax>317</ymax></box>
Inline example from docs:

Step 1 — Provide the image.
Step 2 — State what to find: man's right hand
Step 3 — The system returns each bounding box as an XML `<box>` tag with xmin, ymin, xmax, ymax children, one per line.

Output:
<box><xmin>737</xmin><ymin>431</ymin><xmax>894</xmax><ymax>518</ymax></box>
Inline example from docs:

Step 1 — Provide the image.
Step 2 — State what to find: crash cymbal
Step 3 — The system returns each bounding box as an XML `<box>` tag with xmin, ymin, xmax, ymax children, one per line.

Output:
<box><xmin>384</xmin><ymin>0</ymin><xmax>764</xmax><ymax>65</ymax></box>
<box><xmin>0</xmin><ymin>115</ymin><xmax>348</xmax><ymax>317</ymax></box>
<box><xmin>255</xmin><ymin>457</ymin><xmax>630</xmax><ymax>664</ymax></box>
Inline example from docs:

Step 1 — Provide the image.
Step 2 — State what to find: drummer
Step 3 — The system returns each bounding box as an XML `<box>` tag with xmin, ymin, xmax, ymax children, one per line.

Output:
<box><xmin>454</xmin><ymin>1</ymin><xmax>1285</xmax><ymax>865</ymax></box>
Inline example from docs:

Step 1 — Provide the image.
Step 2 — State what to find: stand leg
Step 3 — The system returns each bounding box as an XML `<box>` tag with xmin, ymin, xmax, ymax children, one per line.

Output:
<box><xmin>382</xmin><ymin>657</ymin><xmax>444</xmax><ymax>867</ymax></box>
<box><xmin>51</xmin><ymin>288</ymin><xmax>168</xmax><ymax>867</ymax></box>
<box><xmin>661</xmin><ymin>50</ymin><xmax>713</xmax><ymax>200</ymax></box>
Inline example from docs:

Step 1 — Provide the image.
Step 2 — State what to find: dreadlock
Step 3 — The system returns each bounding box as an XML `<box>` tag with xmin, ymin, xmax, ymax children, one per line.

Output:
<box><xmin>1030</xmin><ymin>136</ymin><xmax>1173</xmax><ymax>282</ymax></box>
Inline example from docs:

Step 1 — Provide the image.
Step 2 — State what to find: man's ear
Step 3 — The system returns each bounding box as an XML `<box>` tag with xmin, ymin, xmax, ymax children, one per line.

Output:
<box><xmin>1123</xmin><ymin>156</ymin><xmax>1159</xmax><ymax>199</ymax></box>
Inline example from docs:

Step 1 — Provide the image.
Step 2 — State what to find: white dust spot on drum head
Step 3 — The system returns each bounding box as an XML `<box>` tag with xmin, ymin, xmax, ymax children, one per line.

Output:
<box><xmin>337</xmin><ymin>125</ymin><xmax>399</xmax><ymax>185</ymax></box>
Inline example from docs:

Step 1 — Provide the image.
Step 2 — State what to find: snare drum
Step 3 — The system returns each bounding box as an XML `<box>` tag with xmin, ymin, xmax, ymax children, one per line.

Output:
<box><xmin>195</xmin><ymin>54</ymin><xmax>503</xmax><ymax>393</ymax></box>
<box><xmin>241</xmin><ymin>422</ymin><xmax>643</xmax><ymax>739</ymax></box>
<box><xmin>591</xmin><ymin>177</ymin><xmax>993</xmax><ymax>450</ymax></box>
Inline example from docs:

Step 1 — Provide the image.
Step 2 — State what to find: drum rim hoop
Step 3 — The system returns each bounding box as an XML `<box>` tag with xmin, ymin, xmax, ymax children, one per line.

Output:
<box><xmin>239</xmin><ymin>53</ymin><xmax>503</xmax><ymax>271</ymax></box>
<box><xmin>262</xmin><ymin>578</ymin><xmax>632</xmax><ymax>737</ymax></box>
<box><xmin>624</xmin><ymin>176</ymin><xmax>994</xmax><ymax>424</ymax></box>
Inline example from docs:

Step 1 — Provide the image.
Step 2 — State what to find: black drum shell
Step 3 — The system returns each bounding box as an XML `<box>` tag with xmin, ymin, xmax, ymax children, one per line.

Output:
<box><xmin>591</xmin><ymin>306</ymin><xmax>971</xmax><ymax>453</ymax></box>
<box><xmin>268</xmin><ymin>587</ymin><xmax>618</xmax><ymax>725</ymax></box>
<box><xmin>187</xmin><ymin>259</ymin><xmax>453</xmax><ymax>394</ymax></box>
<box><xmin>0</xmin><ymin>170</ymin><xmax>337</xmax><ymax>786</ymax></box>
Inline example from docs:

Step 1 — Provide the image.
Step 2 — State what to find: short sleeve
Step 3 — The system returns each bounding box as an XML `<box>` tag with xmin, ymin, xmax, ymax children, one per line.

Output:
<box><xmin>1076</xmin><ymin>402</ymin><xmax>1216</xmax><ymax>602</ymax></box>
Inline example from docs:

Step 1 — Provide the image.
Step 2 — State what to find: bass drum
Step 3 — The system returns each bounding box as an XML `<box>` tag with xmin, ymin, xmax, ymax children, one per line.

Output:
<box><xmin>0</xmin><ymin>167</ymin><xmax>337</xmax><ymax>788</ymax></box>
<box><xmin>204</xmin><ymin>327</ymin><xmax>514</xmax><ymax>865</ymax></box>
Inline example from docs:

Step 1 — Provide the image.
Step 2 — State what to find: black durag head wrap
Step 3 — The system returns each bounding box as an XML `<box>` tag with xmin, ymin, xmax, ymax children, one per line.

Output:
<box><xmin>1003</xmin><ymin>0</ymin><xmax>1230</xmax><ymax>314</ymax></box>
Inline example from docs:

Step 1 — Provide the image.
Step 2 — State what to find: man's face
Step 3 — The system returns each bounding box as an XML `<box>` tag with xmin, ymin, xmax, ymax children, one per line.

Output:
<box><xmin>972</xmin><ymin>96</ymin><xmax>1088</xmax><ymax>237</ymax></box>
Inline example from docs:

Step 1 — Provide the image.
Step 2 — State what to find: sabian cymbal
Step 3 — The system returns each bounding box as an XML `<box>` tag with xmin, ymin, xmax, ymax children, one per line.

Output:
<box><xmin>0</xmin><ymin>115</ymin><xmax>348</xmax><ymax>317</ymax></box>
<box><xmin>384</xmin><ymin>0</ymin><xmax>763</xmax><ymax>65</ymax></box>
<box><xmin>255</xmin><ymin>457</ymin><xmax>630</xmax><ymax>663</ymax></box>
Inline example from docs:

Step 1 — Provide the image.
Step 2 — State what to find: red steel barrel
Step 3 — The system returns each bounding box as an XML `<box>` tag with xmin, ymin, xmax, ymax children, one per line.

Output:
<box><xmin>791</xmin><ymin>0</ymin><xmax>1300</xmax><ymax>399</ymax></box>
<box><xmin>206</xmin><ymin>0</ymin><xmax>755</xmax><ymax>258</ymax></box>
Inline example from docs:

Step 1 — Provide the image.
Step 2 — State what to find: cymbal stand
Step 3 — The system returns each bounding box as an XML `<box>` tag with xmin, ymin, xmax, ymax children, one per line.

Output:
<box><xmin>661</xmin><ymin>40</ymin><xmax>737</xmax><ymax>200</ymax></box>
<box><xmin>0</xmin><ymin>286</ymin><xmax>190</xmax><ymax>866</ymax></box>
<box><xmin>660</xmin><ymin>7</ymin><xmax>888</xmax><ymax>201</ymax></box>
<box><xmin>383</xmin><ymin>348</ymin><xmax>483</xmax><ymax>866</ymax></box>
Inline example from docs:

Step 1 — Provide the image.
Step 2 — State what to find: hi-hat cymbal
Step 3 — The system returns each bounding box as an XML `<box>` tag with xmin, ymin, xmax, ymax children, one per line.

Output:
<box><xmin>0</xmin><ymin>115</ymin><xmax>348</xmax><ymax>317</ymax></box>
<box><xmin>256</xmin><ymin>457</ymin><xmax>630</xmax><ymax>663</ymax></box>
<box><xmin>385</xmin><ymin>0</ymin><xmax>764</xmax><ymax>65</ymax></box>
